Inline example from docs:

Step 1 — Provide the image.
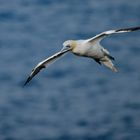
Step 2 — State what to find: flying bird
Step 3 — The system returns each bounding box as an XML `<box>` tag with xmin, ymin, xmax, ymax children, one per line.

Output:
<box><xmin>24</xmin><ymin>26</ymin><xmax>140</xmax><ymax>85</ymax></box>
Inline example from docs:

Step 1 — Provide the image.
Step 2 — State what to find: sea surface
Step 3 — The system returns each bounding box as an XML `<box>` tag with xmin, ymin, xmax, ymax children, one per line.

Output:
<box><xmin>0</xmin><ymin>0</ymin><xmax>140</xmax><ymax>140</ymax></box>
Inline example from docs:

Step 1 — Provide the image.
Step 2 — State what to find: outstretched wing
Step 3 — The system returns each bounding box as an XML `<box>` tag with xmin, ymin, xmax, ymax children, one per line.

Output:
<box><xmin>24</xmin><ymin>49</ymin><xmax>69</xmax><ymax>86</ymax></box>
<box><xmin>87</xmin><ymin>26</ymin><xmax>140</xmax><ymax>44</ymax></box>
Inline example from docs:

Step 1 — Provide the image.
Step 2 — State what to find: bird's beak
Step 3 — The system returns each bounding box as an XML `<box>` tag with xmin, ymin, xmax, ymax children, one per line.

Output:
<box><xmin>60</xmin><ymin>46</ymin><xmax>71</xmax><ymax>53</ymax></box>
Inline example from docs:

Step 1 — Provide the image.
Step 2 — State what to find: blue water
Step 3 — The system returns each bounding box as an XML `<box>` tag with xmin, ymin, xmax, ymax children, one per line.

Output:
<box><xmin>0</xmin><ymin>0</ymin><xmax>140</xmax><ymax>140</ymax></box>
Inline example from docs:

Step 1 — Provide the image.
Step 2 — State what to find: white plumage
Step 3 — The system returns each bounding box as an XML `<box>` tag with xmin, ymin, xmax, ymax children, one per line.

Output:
<box><xmin>24</xmin><ymin>26</ymin><xmax>140</xmax><ymax>85</ymax></box>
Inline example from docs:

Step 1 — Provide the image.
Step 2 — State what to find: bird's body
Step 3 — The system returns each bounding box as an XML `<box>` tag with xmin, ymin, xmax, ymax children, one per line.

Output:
<box><xmin>24</xmin><ymin>26</ymin><xmax>140</xmax><ymax>85</ymax></box>
<box><xmin>63</xmin><ymin>39</ymin><xmax>117</xmax><ymax>72</ymax></box>
<box><xmin>72</xmin><ymin>40</ymin><xmax>105</xmax><ymax>58</ymax></box>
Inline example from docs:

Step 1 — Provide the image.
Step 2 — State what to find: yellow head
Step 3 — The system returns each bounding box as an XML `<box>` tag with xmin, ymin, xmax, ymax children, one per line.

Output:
<box><xmin>62</xmin><ymin>40</ymin><xmax>77</xmax><ymax>51</ymax></box>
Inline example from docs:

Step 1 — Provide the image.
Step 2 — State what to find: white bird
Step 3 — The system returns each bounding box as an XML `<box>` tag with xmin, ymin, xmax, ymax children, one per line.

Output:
<box><xmin>24</xmin><ymin>26</ymin><xmax>140</xmax><ymax>85</ymax></box>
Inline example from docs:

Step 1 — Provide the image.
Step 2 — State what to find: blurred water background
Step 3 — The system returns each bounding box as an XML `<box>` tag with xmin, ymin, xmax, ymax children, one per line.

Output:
<box><xmin>0</xmin><ymin>0</ymin><xmax>140</xmax><ymax>140</ymax></box>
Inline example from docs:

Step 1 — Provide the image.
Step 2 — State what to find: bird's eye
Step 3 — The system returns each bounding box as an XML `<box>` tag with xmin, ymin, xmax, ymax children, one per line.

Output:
<box><xmin>66</xmin><ymin>45</ymin><xmax>71</xmax><ymax>48</ymax></box>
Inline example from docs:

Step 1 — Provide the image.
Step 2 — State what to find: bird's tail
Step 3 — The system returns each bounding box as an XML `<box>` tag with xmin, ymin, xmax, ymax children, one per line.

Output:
<box><xmin>101</xmin><ymin>56</ymin><xmax>118</xmax><ymax>72</ymax></box>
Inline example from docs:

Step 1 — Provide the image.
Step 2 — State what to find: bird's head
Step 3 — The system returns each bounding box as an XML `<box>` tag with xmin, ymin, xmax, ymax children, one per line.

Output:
<box><xmin>62</xmin><ymin>40</ymin><xmax>77</xmax><ymax>52</ymax></box>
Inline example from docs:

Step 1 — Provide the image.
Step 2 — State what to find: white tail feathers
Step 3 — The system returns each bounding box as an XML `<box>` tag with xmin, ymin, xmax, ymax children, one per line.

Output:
<box><xmin>101</xmin><ymin>56</ymin><xmax>118</xmax><ymax>72</ymax></box>
<box><xmin>112</xmin><ymin>66</ymin><xmax>118</xmax><ymax>72</ymax></box>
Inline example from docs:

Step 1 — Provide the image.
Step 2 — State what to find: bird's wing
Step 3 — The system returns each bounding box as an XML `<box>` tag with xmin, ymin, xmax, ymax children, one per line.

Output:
<box><xmin>24</xmin><ymin>49</ymin><xmax>69</xmax><ymax>86</ymax></box>
<box><xmin>87</xmin><ymin>26</ymin><xmax>140</xmax><ymax>44</ymax></box>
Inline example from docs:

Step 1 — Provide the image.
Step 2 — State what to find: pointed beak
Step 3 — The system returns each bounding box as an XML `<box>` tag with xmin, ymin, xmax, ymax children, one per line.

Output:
<box><xmin>60</xmin><ymin>46</ymin><xmax>71</xmax><ymax>53</ymax></box>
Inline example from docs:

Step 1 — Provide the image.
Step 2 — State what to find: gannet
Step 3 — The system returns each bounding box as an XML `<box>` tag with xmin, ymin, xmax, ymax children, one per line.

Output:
<box><xmin>24</xmin><ymin>26</ymin><xmax>140</xmax><ymax>85</ymax></box>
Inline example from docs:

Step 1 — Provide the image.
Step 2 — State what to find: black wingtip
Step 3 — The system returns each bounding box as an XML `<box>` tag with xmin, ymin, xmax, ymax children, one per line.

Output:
<box><xmin>23</xmin><ymin>66</ymin><xmax>45</xmax><ymax>87</ymax></box>
<box><xmin>23</xmin><ymin>76</ymin><xmax>32</xmax><ymax>87</ymax></box>
<box><xmin>116</xmin><ymin>26</ymin><xmax>140</xmax><ymax>32</ymax></box>
<box><xmin>130</xmin><ymin>26</ymin><xmax>140</xmax><ymax>31</ymax></box>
